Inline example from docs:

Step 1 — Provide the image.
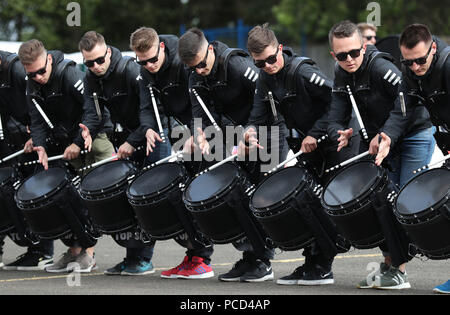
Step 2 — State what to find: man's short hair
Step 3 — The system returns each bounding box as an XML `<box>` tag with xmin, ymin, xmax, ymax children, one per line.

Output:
<box><xmin>178</xmin><ymin>28</ymin><xmax>207</xmax><ymax>65</ymax></box>
<box><xmin>329</xmin><ymin>20</ymin><xmax>363</xmax><ymax>49</ymax></box>
<box><xmin>130</xmin><ymin>27</ymin><xmax>159</xmax><ymax>53</ymax></box>
<box><xmin>357</xmin><ymin>22</ymin><xmax>378</xmax><ymax>34</ymax></box>
<box><xmin>247</xmin><ymin>23</ymin><xmax>278</xmax><ymax>54</ymax></box>
<box><xmin>18</xmin><ymin>39</ymin><xmax>46</xmax><ymax>65</ymax></box>
<box><xmin>399</xmin><ymin>24</ymin><xmax>433</xmax><ymax>49</ymax></box>
<box><xmin>79</xmin><ymin>31</ymin><xmax>106</xmax><ymax>52</ymax></box>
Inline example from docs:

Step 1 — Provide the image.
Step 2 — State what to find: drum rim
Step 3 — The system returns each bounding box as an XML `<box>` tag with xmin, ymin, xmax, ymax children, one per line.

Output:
<box><xmin>394</xmin><ymin>167</ymin><xmax>450</xmax><ymax>220</ymax></box>
<box><xmin>79</xmin><ymin>160</ymin><xmax>137</xmax><ymax>196</ymax></box>
<box><xmin>182</xmin><ymin>162</ymin><xmax>241</xmax><ymax>207</ymax></box>
<box><xmin>321</xmin><ymin>160</ymin><xmax>384</xmax><ymax>210</ymax></box>
<box><xmin>14</xmin><ymin>167</ymin><xmax>69</xmax><ymax>207</ymax></box>
<box><xmin>126</xmin><ymin>162</ymin><xmax>186</xmax><ymax>202</ymax></box>
<box><xmin>250</xmin><ymin>166</ymin><xmax>310</xmax><ymax>213</ymax></box>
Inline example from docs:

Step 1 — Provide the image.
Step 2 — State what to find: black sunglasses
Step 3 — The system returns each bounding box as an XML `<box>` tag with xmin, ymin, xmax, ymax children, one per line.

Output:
<box><xmin>27</xmin><ymin>55</ymin><xmax>48</xmax><ymax>78</ymax></box>
<box><xmin>84</xmin><ymin>49</ymin><xmax>108</xmax><ymax>68</ymax></box>
<box><xmin>400</xmin><ymin>42</ymin><xmax>433</xmax><ymax>67</ymax></box>
<box><xmin>364</xmin><ymin>35</ymin><xmax>377</xmax><ymax>41</ymax></box>
<box><xmin>334</xmin><ymin>47</ymin><xmax>363</xmax><ymax>62</ymax></box>
<box><xmin>136</xmin><ymin>44</ymin><xmax>160</xmax><ymax>66</ymax></box>
<box><xmin>254</xmin><ymin>50</ymin><xmax>278</xmax><ymax>69</ymax></box>
<box><xmin>190</xmin><ymin>45</ymin><xmax>209</xmax><ymax>71</ymax></box>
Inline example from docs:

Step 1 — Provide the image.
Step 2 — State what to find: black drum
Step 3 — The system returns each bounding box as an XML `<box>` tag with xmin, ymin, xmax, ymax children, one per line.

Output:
<box><xmin>79</xmin><ymin>160</ymin><xmax>137</xmax><ymax>234</ymax></box>
<box><xmin>0</xmin><ymin>167</ymin><xmax>20</xmax><ymax>234</ymax></box>
<box><xmin>15</xmin><ymin>167</ymin><xmax>75</xmax><ymax>239</ymax></box>
<box><xmin>394</xmin><ymin>167</ymin><xmax>450</xmax><ymax>259</ymax></box>
<box><xmin>321</xmin><ymin>160</ymin><xmax>393</xmax><ymax>249</ymax></box>
<box><xmin>127</xmin><ymin>163</ymin><xmax>188</xmax><ymax>240</ymax></box>
<box><xmin>250</xmin><ymin>166</ymin><xmax>317</xmax><ymax>251</ymax></box>
<box><xmin>183</xmin><ymin>163</ymin><xmax>250</xmax><ymax>244</ymax></box>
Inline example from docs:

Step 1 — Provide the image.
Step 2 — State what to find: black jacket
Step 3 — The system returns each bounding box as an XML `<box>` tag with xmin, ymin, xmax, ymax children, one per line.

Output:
<box><xmin>84</xmin><ymin>46</ymin><xmax>144</xmax><ymax>148</ymax></box>
<box><xmin>26</xmin><ymin>51</ymin><xmax>88</xmax><ymax>150</ymax></box>
<box><xmin>139</xmin><ymin>35</ymin><xmax>192</xmax><ymax>133</ymax></box>
<box><xmin>328</xmin><ymin>45</ymin><xmax>431</xmax><ymax>144</ymax></box>
<box><xmin>189</xmin><ymin>41</ymin><xmax>258</xmax><ymax>131</ymax></box>
<box><xmin>381</xmin><ymin>37</ymin><xmax>449</xmax><ymax>149</ymax></box>
<box><xmin>247</xmin><ymin>47</ymin><xmax>332</xmax><ymax>139</ymax></box>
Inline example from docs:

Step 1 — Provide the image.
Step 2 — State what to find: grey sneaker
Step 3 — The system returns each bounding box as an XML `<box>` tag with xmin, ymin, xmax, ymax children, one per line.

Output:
<box><xmin>45</xmin><ymin>251</ymin><xmax>77</xmax><ymax>273</ymax></box>
<box><xmin>374</xmin><ymin>266</ymin><xmax>411</xmax><ymax>290</ymax></box>
<box><xmin>357</xmin><ymin>262</ymin><xmax>390</xmax><ymax>289</ymax></box>
<box><xmin>71</xmin><ymin>251</ymin><xmax>98</xmax><ymax>273</ymax></box>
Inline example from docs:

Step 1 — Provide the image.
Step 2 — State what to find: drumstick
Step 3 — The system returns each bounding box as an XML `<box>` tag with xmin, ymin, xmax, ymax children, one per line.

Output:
<box><xmin>268</xmin><ymin>91</ymin><xmax>278</xmax><ymax>121</ymax></box>
<box><xmin>149</xmin><ymin>86</ymin><xmax>166</xmax><ymax>143</ymax></box>
<box><xmin>0</xmin><ymin>149</ymin><xmax>25</xmax><ymax>164</ymax></box>
<box><xmin>325</xmin><ymin>150</ymin><xmax>370</xmax><ymax>173</ymax></box>
<box><xmin>399</xmin><ymin>92</ymin><xmax>407</xmax><ymax>117</ymax></box>
<box><xmin>79</xmin><ymin>154</ymin><xmax>118</xmax><ymax>172</ymax></box>
<box><xmin>192</xmin><ymin>88</ymin><xmax>221</xmax><ymax>133</ymax></box>
<box><xmin>0</xmin><ymin>113</ymin><xmax>4</xmax><ymax>140</ymax></box>
<box><xmin>346</xmin><ymin>85</ymin><xmax>368</xmax><ymax>141</ymax></box>
<box><xmin>23</xmin><ymin>150</ymin><xmax>89</xmax><ymax>166</ymax></box>
<box><xmin>265</xmin><ymin>135</ymin><xmax>328</xmax><ymax>175</ymax></box>
<box><xmin>196</xmin><ymin>154</ymin><xmax>238</xmax><ymax>177</ymax></box>
<box><xmin>413</xmin><ymin>154</ymin><xmax>450</xmax><ymax>174</ymax></box>
<box><xmin>92</xmin><ymin>93</ymin><xmax>103</xmax><ymax>121</ymax></box>
<box><xmin>32</xmin><ymin>98</ymin><xmax>54</xmax><ymax>129</ymax></box>
<box><xmin>142</xmin><ymin>151</ymin><xmax>184</xmax><ymax>171</ymax></box>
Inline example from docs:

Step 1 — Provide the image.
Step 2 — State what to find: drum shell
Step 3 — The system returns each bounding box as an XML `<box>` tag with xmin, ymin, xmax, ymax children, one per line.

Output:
<box><xmin>0</xmin><ymin>195</ymin><xmax>14</xmax><ymax>234</ymax></box>
<box><xmin>0</xmin><ymin>167</ymin><xmax>19</xmax><ymax>234</ymax></box>
<box><xmin>183</xmin><ymin>164</ymin><xmax>247</xmax><ymax>244</ymax></box>
<box><xmin>321</xmin><ymin>161</ymin><xmax>389</xmax><ymax>249</ymax></box>
<box><xmin>127</xmin><ymin>164</ymin><xmax>187</xmax><ymax>240</ymax></box>
<box><xmin>250</xmin><ymin>168</ymin><xmax>316</xmax><ymax>251</ymax></box>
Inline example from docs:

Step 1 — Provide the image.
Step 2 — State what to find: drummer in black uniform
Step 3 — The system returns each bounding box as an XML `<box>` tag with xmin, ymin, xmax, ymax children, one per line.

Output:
<box><xmin>242</xmin><ymin>23</ymin><xmax>353</xmax><ymax>286</ymax></box>
<box><xmin>0</xmin><ymin>49</ymin><xmax>54</xmax><ymax>271</ymax></box>
<box><xmin>375</xmin><ymin>23</ymin><xmax>450</xmax><ymax>294</ymax></box>
<box><xmin>129</xmin><ymin>26</ymin><xmax>214</xmax><ymax>279</ymax></box>
<box><xmin>18</xmin><ymin>39</ymin><xmax>114</xmax><ymax>273</ymax></box>
<box><xmin>178</xmin><ymin>27</ymin><xmax>275</xmax><ymax>283</ymax></box>
<box><xmin>78</xmin><ymin>31</ymin><xmax>156</xmax><ymax>276</ymax></box>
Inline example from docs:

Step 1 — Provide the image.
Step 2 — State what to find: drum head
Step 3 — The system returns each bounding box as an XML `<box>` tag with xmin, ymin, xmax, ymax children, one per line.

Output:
<box><xmin>16</xmin><ymin>167</ymin><xmax>67</xmax><ymax>202</ymax></box>
<box><xmin>184</xmin><ymin>163</ymin><xmax>238</xmax><ymax>203</ymax></box>
<box><xmin>128</xmin><ymin>163</ymin><xmax>183</xmax><ymax>198</ymax></box>
<box><xmin>251</xmin><ymin>167</ymin><xmax>308</xmax><ymax>209</ymax></box>
<box><xmin>396</xmin><ymin>168</ymin><xmax>450</xmax><ymax>216</ymax></box>
<box><xmin>323</xmin><ymin>161</ymin><xmax>380</xmax><ymax>207</ymax></box>
<box><xmin>81</xmin><ymin>160</ymin><xmax>135</xmax><ymax>193</ymax></box>
<box><xmin>0</xmin><ymin>167</ymin><xmax>15</xmax><ymax>184</ymax></box>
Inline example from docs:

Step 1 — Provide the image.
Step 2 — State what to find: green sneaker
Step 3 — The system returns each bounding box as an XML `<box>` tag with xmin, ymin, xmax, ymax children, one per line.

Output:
<box><xmin>374</xmin><ymin>266</ymin><xmax>411</xmax><ymax>290</ymax></box>
<box><xmin>357</xmin><ymin>262</ymin><xmax>390</xmax><ymax>289</ymax></box>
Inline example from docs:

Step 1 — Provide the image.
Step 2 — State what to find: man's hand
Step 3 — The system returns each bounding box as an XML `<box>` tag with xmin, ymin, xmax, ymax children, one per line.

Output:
<box><xmin>117</xmin><ymin>141</ymin><xmax>136</xmax><ymax>159</ymax></box>
<box><xmin>301</xmin><ymin>136</ymin><xmax>318</xmax><ymax>153</ymax></box>
<box><xmin>145</xmin><ymin>128</ymin><xmax>163</xmax><ymax>156</ymax></box>
<box><xmin>369</xmin><ymin>134</ymin><xmax>380</xmax><ymax>155</ymax></box>
<box><xmin>79</xmin><ymin>123</ymin><xmax>92</xmax><ymax>152</ymax></box>
<box><xmin>375</xmin><ymin>132</ymin><xmax>391</xmax><ymax>166</ymax></box>
<box><xmin>337</xmin><ymin>128</ymin><xmax>353</xmax><ymax>152</ymax></box>
<box><xmin>196</xmin><ymin>128</ymin><xmax>210</xmax><ymax>155</ymax></box>
<box><xmin>33</xmin><ymin>146</ymin><xmax>49</xmax><ymax>170</ymax></box>
<box><xmin>63</xmin><ymin>143</ymin><xmax>81</xmax><ymax>160</ymax></box>
<box><xmin>23</xmin><ymin>138</ymin><xmax>34</xmax><ymax>153</ymax></box>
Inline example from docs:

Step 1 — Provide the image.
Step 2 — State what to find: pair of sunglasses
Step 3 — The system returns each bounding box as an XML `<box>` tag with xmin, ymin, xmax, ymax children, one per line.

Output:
<box><xmin>254</xmin><ymin>51</ymin><xmax>278</xmax><ymax>68</ymax></box>
<box><xmin>364</xmin><ymin>35</ymin><xmax>377</xmax><ymax>41</ymax></box>
<box><xmin>136</xmin><ymin>44</ymin><xmax>160</xmax><ymax>66</ymax></box>
<box><xmin>27</xmin><ymin>55</ymin><xmax>48</xmax><ymax>78</ymax></box>
<box><xmin>190</xmin><ymin>45</ymin><xmax>209</xmax><ymax>71</ymax></box>
<box><xmin>84</xmin><ymin>49</ymin><xmax>108</xmax><ymax>68</ymax></box>
<box><xmin>334</xmin><ymin>47</ymin><xmax>363</xmax><ymax>61</ymax></box>
<box><xmin>400</xmin><ymin>42</ymin><xmax>433</xmax><ymax>67</ymax></box>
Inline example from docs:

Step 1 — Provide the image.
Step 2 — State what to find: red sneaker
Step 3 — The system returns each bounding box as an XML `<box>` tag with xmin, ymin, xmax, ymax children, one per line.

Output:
<box><xmin>160</xmin><ymin>256</ymin><xmax>190</xmax><ymax>279</ymax></box>
<box><xmin>177</xmin><ymin>256</ymin><xmax>214</xmax><ymax>279</ymax></box>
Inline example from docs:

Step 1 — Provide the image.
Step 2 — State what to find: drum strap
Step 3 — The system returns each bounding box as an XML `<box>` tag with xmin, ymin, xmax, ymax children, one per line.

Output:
<box><xmin>372</xmin><ymin>190</ymin><xmax>413</xmax><ymax>266</ymax></box>
<box><xmin>167</xmin><ymin>189</ymin><xmax>213</xmax><ymax>249</ymax></box>
<box><xmin>289</xmin><ymin>196</ymin><xmax>339</xmax><ymax>260</ymax></box>
<box><xmin>227</xmin><ymin>188</ymin><xmax>269</xmax><ymax>258</ymax></box>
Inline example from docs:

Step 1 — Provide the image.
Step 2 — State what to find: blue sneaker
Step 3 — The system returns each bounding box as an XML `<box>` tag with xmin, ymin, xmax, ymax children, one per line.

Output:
<box><xmin>121</xmin><ymin>258</ymin><xmax>155</xmax><ymax>276</ymax></box>
<box><xmin>433</xmin><ymin>280</ymin><xmax>450</xmax><ymax>294</ymax></box>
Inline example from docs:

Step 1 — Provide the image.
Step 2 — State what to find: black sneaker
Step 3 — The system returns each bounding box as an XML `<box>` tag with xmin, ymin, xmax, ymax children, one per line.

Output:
<box><xmin>276</xmin><ymin>265</ymin><xmax>306</xmax><ymax>285</ymax></box>
<box><xmin>4</xmin><ymin>251</ymin><xmax>53</xmax><ymax>271</ymax></box>
<box><xmin>219</xmin><ymin>258</ymin><xmax>253</xmax><ymax>282</ymax></box>
<box><xmin>297</xmin><ymin>264</ymin><xmax>334</xmax><ymax>286</ymax></box>
<box><xmin>240</xmin><ymin>260</ymin><xmax>274</xmax><ymax>283</ymax></box>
